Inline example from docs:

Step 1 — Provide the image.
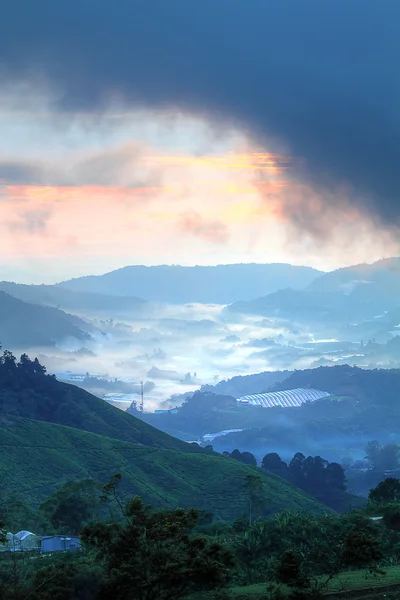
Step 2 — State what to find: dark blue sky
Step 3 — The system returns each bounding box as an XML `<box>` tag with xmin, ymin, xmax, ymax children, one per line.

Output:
<box><xmin>1</xmin><ymin>0</ymin><xmax>399</xmax><ymax>224</ymax></box>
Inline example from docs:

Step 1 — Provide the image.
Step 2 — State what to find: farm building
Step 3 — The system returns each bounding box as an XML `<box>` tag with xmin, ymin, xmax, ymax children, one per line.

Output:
<box><xmin>41</xmin><ymin>535</ymin><xmax>81</xmax><ymax>553</ymax></box>
<box><xmin>0</xmin><ymin>531</ymin><xmax>81</xmax><ymax>553</ymax></box>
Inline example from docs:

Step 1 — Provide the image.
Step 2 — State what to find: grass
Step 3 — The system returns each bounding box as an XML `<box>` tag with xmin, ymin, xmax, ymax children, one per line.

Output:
<box><xmin>0</xmin><ymin>414</ymin><xmax>327</xmax><ymax>520</ymax></box>
<box><xmin>188</xmin><ymin>566</ymin><xmax>400</xmax><ymax>599</ymax></box>
<box><xmin>0</xmin><ymin>376</ymin><xmax>205</xmax><ymax>453</ymax></box>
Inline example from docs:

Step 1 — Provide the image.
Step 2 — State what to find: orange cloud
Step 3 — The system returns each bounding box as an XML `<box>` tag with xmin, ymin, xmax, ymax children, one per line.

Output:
<box><xmin>0</xmin><ymin>184</ymin><xmax>162</xmax><ymax>204</ymax></box>
<box><xmin>143</xmin><ymin>151</ymin><xmax>291</xmax><ymax>174</ymax></box>
<box><xmin>177</xmin><ymin>211</ymin><xmax>230</xmax><ymax>244</ymax></box>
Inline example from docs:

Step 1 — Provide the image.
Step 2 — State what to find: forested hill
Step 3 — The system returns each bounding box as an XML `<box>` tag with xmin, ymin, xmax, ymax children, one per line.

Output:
<box><xmin>0</xmin><ymin>349</ymin><xmax>202</xmax><ymax>452</ymax></box>
<box><xmin>0</xmin><ymin>290</ymin><xmax>92</xmax><ymax>348</ymax></box>
<box><xmin>272</xmin><ymin>364</ymin><xmax>400</xmax><ymax>405</ymax></box>
<box><xmin>0</xmin><ymin>350</ymin><xmax>327</xmax><ymax>518</ymax></box>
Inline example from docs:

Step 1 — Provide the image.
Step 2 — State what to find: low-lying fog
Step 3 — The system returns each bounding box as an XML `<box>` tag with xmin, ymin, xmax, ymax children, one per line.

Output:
<box><xmin>17</xmin><ymin>301</ymin><xmax>378</xmax><ymax>412</ymax></box>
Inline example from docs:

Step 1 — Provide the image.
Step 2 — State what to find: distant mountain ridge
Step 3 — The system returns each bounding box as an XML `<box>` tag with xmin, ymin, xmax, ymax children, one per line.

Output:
<box><xmin>307</xmin><ymin>257</ymin><xmax>400</xmax><ymax>293</ymax></box>
<box><xmin>0</xmin><ymin>281</ymin><xmax>147</xmax><ymax>315</ymax></box>
<box><xmin>58</xmin><ymin>263</ymin><xmax>323</xmax><ymax>304</ymax></box>
<box><xmin>227</xmin><ymin>257</ymin><xmax>400</xmax><ymax>321</ymax></box>
<box><xmin>0</xmin><ymin>291</ymin><xmax>93</xmax><ymax>349</ymax></box>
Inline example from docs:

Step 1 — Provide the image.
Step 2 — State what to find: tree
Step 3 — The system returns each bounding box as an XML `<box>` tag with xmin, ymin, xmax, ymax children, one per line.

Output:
<box><xmin>277</xmin><ymin>549</ymin><xmax>309</xmax><ymax>590</ymax></box>
<box><xmin>276</xmin><ymin>516</ymin><xmax>383</xmax><ymax>596</ymax></box>
<box><xmin>379</xmin><ymin>444</ymin><xmax>400</xmax><ymax>471</ymax></box>
<box><xmin>240</xmin><ymin>452</ymin><xmax>257</xmax><ymax>466</ymax></box>
<box><xmin>244</xmin><ymin>474</ymin><xmax>265</xmax><ymax>526</ymax></box>
<box><xmin>325</xmin><ymin>462</ymin><xmax>346</xmax><ymax>491</ymax></box>
<box><xmin>369</xmin><ymin>478</ymin><xmax>400</xmax><ymax>503</ymax></box>
<box><xmin>82</xmin><ymin>497</ymin><xmax>233</xmax><ymax>600</ymax></box>
<box><xmin>0</xmin><ymin>521</ymin><xmax>5</xmax><ymax>544</ymax></box>
<box><xmin>261</xmin><ymin>453</ymin><xmax>288</xmax><ymax>478</ymax></box>
<box><xmin>288</xmin><ymin>452</ymin><xmax>305</xmax><ymax>487</ymax></box>
<box><xmin>40</xmin><ymin>480</ymin><xmax>101</xmax><ymax>534</ymax></box>
<box><xmin>229</xmin><ymin>449</ymin><xmax>257</xmax><ymax>466</ymax></box>
<box><xmin>230</xmin><ymin>449</ymin><xmax>242</xmax><ymax>462</ymax></box>
<box><xmin>302</xmin><ymin>455</ymin><xmax>329</xmax><ymax>495</ymax></box>
<box><xmin>364</xmin><ymin>441</ymin><xmax>400</xmax><ymax>473</ymax></box>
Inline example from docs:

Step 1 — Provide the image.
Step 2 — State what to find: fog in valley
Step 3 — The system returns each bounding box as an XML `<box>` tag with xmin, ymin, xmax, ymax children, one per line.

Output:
<box><xmin>6</xmin><ymin>289</ymin><xmax>391</xmax><ymax>413</ymax></box>
<box><xmin>3</xmin><ymin>3</ymin><xmax>400</xmax><ymax>597</ymax></box>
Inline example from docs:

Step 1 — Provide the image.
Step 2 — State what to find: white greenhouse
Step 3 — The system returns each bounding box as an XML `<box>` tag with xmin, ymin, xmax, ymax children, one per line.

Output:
<box><xmin>238</xmin><ymin>388</ymin><xmax>330</xmax><ymax>408</ymax></box>
<box><xmin>0</xmin><ymin>531</ymin><xmax>41</xmax><ymax>552</ymax></box>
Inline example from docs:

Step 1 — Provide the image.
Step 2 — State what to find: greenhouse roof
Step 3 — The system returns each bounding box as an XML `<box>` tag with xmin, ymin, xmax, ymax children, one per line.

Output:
<box><xmin>238</xmin><ymin>388</ymin><xmax>330</xmax><ymax>408</ymax></box>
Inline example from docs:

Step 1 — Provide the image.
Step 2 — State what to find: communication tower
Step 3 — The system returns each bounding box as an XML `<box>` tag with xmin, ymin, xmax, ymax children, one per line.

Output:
<box><xmin>139</xmin><ymin>381</ymin><xmax>144</xmax><ymax>412</ymax></box>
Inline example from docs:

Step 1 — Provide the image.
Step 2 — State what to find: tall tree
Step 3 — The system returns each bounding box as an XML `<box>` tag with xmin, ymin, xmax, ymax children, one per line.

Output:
<box><xmin>244</xmin><ymin>474</ymin><xmax>265</xmax><ymax>526</ymax></box>
<box><xmin>261</xmin><ymin>452</ymin><xmax>288</xmax><ymax>478</ymax></box>
<box><xmin>369</xmin><ymin>478</ymin><xmax>400</xmax><ymax>503</ymax></box>
<box><xmin>288</xmin><ymin>452</ymin><xmax>305</xmax><ymax>487</ymax></box>
<box><xmin>82</xmin><ymin>497</ymin><xmax>233</xmax><ymax>600</ymax></box>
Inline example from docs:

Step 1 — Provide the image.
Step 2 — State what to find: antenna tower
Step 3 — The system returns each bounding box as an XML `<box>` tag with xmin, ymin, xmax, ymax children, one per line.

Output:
<box><xmin>140</xmin><ymin>381</ymin><xmax>144</xmax><ymax>412</ymax></box>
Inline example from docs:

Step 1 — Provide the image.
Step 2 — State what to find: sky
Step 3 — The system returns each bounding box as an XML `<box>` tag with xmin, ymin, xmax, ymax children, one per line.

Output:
<box><xmin>0</xmin><ymin>0</ymin><xmax>399</xmax><ymax>283</ymax></box>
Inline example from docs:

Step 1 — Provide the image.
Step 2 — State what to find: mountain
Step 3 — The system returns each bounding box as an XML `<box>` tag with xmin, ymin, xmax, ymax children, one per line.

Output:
<box><xmin>58</xmin><ymin>263</ymin><xmax>323</xmax><ymax>304</ymax></box>
<box><xmin>0</xmin><ymin>353</ymin><xmax>326</xmax><ymax>518</ymax></box>
<box><xmin>200</xmin><ymin>370</ymin><xmax>292</xmax><ymax>398</ymax></box>
<box><xmin>0</xmin><ymin>281</ymin><xmax>147</xmax><ymax>316</ymax></box>
<box><xmin>272</xmin><ymin>363</ymin><xmax>400</xmax><ymax>402</ymax></box>
<box><xmin>307</xmin><ymin>257</ymin><xmax>400</xmax><ymax>292</ymax></box>
<box><xmin>0</xmin><ymin>291</ymin><xmax>93</xmax><ymax>349</ymax></box>
<box><xmin>226</xmin><ymin>258</ymin><xmax>400</xmax><ymax>325</ymax></box>
<box><xmin>225</xmin><ymin>287</ymin><xmax>385</xmax><ymax>327</ymax></box>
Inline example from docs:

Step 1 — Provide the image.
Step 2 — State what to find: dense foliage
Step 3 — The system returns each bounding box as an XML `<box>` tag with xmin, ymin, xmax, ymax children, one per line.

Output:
<box><xmin>0</xmin><ymin>349</ymin><xmax>325</xmax><ymax>522</ymax></box>
<box><xmin>1</xmin><ymin>477</ymin><xmax>400</xmax><ymax>600</ymax></box>
<box><xmin>261</xmin><ymin>451</ymin><xmax>348</xmax><ymax>511</ymax></box>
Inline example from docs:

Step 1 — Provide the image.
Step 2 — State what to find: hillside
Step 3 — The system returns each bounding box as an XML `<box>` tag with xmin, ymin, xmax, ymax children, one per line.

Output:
<box><xmin>0</xmin><ymin>415</ymin><xmax>326</xmax><ymax>519</ymax></box>
<box><xmin>0</xmin><ymin>357</ymin><xmax>201</xmax><ymax>452</ymax></box>
<box><xmin>0</xmin><ymin>352</ymin><xmax>327</xmax><ymax>518</ymax></box>
<box><xmin>58</xmin><ymin>263</ymin><xmax>322</xmax><ymax>304</ymax></box>
<box><xmin>226</xmin><ymin>286</ymin><xmax>389</xmax><ymax>324</ymax></box>
<box><xmin>272</xmin><ymin>364</ymin><xmax>400</xmax><ymax>403</ymax></box>
<box><xmin>0</xmin><ymin>281</ymin><xmax>148</xmax><ymax>317</ymax></box>
<box><xmin>0</xmin><ymin>291</ymin><xmax>93</xmax><ymax>348</ymax></box>
<box><xmin>307</xmin><ymin>257</ymin><xmax>400</xmax><ymax>292</ymax></box>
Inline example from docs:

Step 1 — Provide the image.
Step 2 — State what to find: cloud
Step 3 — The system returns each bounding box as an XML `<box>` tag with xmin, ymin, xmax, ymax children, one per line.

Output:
<box><xmin>178</xmin><ymin>210</ymin><xmax>229</xmax><ymax>244</ymax></box>
<box><xmin>0</xmin><ymin>0</ymin><xmax>399</xmax><ymax>230</ymax></box>
<box><xmin>6</xmin><ymin>208</ymin><xmax>52</xmax><ymax>234</ymax></box>
<box><xmin>0</xmin><ymin>161</ymin><xmax>43</xmax><ymax>184</ymax></box>
<box><xmin>0</xmin><ymin>143</ymin><xmax>162</xmax><ymax>188</ymax></box>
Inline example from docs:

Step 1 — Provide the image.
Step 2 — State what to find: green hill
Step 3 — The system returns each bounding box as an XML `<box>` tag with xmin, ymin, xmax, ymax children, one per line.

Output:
<box><xmin>0</xmin><ymin>291</ymin><xmax>93</xmax><ymax>348</ymax></box>
<box><xmin>0</xmin><ymin>415</ymin><xmax>326</xmax><ymax>520</ymax></box>
<box><xmin>0</xmin><ymin>362</ymin><xmax>199</xmax><ymax>452</ymax></box>
<box><xmin>0</xmin><ymin>352</ymin><xmax>328</xmax><ymax>518</ymax></box>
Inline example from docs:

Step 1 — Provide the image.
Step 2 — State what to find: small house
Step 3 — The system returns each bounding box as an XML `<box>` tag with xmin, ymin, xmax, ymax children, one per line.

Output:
<box><xmin>40</xmin><ymin>535</ymin><xmax>81</xmax><ymax>553</ymax></box>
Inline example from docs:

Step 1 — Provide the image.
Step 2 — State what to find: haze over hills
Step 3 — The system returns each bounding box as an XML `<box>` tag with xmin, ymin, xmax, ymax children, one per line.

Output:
<box><xmin>307</xmin><ymin>257</ymin><xmax>400</xmax><ymax>293</ymax></box>
<box><xmin>228</xmin><ymin>257</ymin><xmax>400</xmax><ymax>316</ymax></box>
<box><xmin>59</xmin><ymin>263</ymin><xmax>323</xmax><ymax>304</ymax></box>
<box><xmin>0</xmin><ymin>291</ymin><xmax>94</xmax><ymax>349</ymax></box>
<box><xmin>0</xmin><ymin>281</ymin><xmax>148</xmax><ymax>318</ymax></box>
<box><xmin>226</xmin><ymin>257</ymin><xmax>400</xmax><ymax>356</ymax></box>
<box><xmin>3</xmin><ymin>2</ymin><xmax>400</xmax><ymax>594</ymax></box>
<box><xmin>3</xmin><ymin>257</ymin><xmax>400</xmax><ymax>407</ymax></box>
